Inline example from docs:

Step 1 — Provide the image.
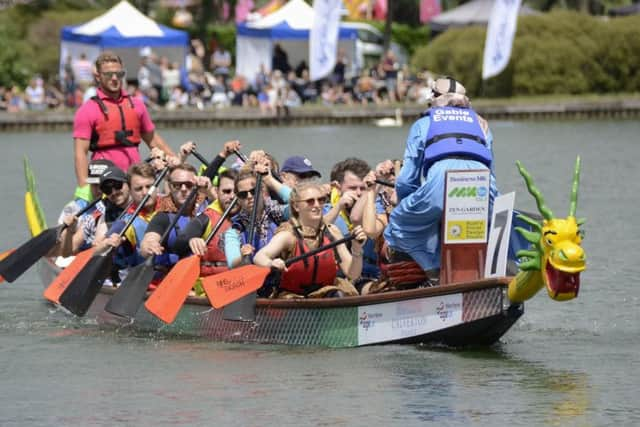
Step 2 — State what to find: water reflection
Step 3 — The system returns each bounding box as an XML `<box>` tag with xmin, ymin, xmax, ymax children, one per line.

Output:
<box><xmin>388</xmin><ymin>346</ymin><xmax>594</xmax><ymax>426</ymax></box>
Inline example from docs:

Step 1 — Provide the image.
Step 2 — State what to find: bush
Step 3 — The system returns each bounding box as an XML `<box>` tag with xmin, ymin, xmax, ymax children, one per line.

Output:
<box><xmin>412</xmin><ymin>11</ymin><xmax>640</xmax><ymax>97</ymax></box>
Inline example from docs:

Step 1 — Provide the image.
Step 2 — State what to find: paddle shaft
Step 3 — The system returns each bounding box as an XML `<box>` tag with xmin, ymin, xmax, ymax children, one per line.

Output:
<box><xmin>375</xmin><ymin>178</ymin><xmax>394</xmax><ymax>188</ymax></box>
<box><xmin>242</xmin><ymin>173</ymin><xmax>263</xmax><ymax>263</ymax></box>
<box><xmin>285</xmin><ymin>234</ymin><xmax>356</xmax><ymax>266</ymax></box>
<box><xmin>205</xmin><ymin>197</ymin><xmax>238</xmax><ymax>245</ymax></box>
<box><xmin>223</xmin><ymin>174</ymin><xmax>261</xmax><ymax>321</ymax></box>
<box><xmin>234</xmin><ymin>149</ymin><xmax>283</xmax><ymax>183</ymax></box>
<box><xmin>191</xmin><ymin>149</ymin><xmax>208</xmax><ymax>166</ymax></box>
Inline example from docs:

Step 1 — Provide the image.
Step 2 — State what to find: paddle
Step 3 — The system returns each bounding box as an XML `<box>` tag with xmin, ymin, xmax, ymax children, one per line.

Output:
<box><xmin>0</xmin><ymin>197</ymin><xmax>102</xmax><ymax>283</ymax></box>
<box><xmin>204</xmin><ymin>234</ymin><xmax>357</xmax><ymax>309</ymax></box>
<box><xmin>0</xmin><ymin>249</ymin><xmax>14</xmax><ymax>284</ymax></box>
<box><xmin>144</xmin><ymin>197</ymin><xmax>238</xmax><ymax>324</ymax></box>
<box><xmin>104</xmin><ymin>151</ymin><xmax>225</xmax><ymax>319</ymax></box>
<box><xmin>103</xmin><ymin>188</ymin><xmax>199</xmax><ymax>318</ymax></box>
<box><xmin>222</xmin><ymin>173</ymin><xmax>263</xmax><ymax>321</ymax></box>
<box><xmin>42</xmin><ymin>199</ymin><xmax>135</xmax><ymax>304</ymax></box>
<box><xmin>58</xmin><ymin>167</ymin><xmax>170</xmax><ymax>316</ymax></box>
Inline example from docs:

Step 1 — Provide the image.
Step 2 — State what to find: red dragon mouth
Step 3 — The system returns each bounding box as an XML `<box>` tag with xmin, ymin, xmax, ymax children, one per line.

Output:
<box><xmin>545</xmin><ymin>262</ymin><xmax>580</xmax><ymax>299</ymax></box>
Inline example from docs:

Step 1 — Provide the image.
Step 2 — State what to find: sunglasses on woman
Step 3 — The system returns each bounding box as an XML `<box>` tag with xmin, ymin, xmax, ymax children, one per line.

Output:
<box><xmin>297</xmin><ymin>196</ymin><xmax>327</xmax><ymax>207</ymax></box>
<box><xmin>237</xmin><ymin>187</ymin><xmax>256</xmax><ymax>199</ymax></box>
<box><xmin>169</xmin><ymin>181</ymin><xmax>195</xmax><ymax>191</ymax></box>
<box><xmin>100</xmin><ymin>180</ymin><xmax>124</xmax><ymax>195</ymax></box>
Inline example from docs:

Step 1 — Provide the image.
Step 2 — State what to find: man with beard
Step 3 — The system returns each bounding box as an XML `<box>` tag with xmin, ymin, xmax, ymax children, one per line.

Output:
<box><xmin>173</xmin><ymin>168</ymin><xmax>239</xmax><ymax>277</ymax></box>
<box><xmin>138</xmin><ymin>163</ymin><xmax>211</xmax><ymax>276</ymax></box>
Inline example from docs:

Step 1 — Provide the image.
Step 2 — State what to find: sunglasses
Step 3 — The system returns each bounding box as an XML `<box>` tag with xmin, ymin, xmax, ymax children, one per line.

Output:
<box><xmin>297</xmin><ymin>196</ymin><xmax>327</xmax><ymax>207</ymax></box>
<box><xmin>169</xmin><ymin>181</ymin><xmax>195</xmax><ymax>191</ymax></box>
<box><xmin>100</xmin><ymin>180</ymin><xmax>124</xmax><ymax>195</ymax></box>
<box><xmin>101</xmin><ymin>71</ymin><xmax>126</xmax><ymax>79</ymax></box>
<box><xmin>237</xmin><ymin>187</ymin><xmax>256</xmax><ymax>199</ymax></box>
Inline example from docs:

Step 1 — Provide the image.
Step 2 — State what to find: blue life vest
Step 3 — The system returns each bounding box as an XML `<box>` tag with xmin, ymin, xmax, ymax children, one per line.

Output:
<box><xmin>114</xmin><ymin>213</ymin><xmax>150</xmax><ymax>268</ymax></box>
<box><xmin>153</xmin><ymin>213</ymin><xmax>191</xmax><ymax>267</ymax></box>
<box><xmin>422</xmin><ymin>107</ymin><xmax>492</xmax><ymax>176</ymax></box>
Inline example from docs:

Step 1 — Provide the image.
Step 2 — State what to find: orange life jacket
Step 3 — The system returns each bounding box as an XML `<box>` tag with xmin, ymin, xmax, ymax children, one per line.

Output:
<box><xmin>89</xmin><ymin>95</ymin><xmax>142</xmax><ymax>151</ymax></box>
<box><xmin>279</xmin><ymin>228</ymin><xmax>338</xmax><ymax>295</ymax></box>
<box><xmin>200</xmin><ymin>207</ymin><xmax>231</xmax><ymax>277</ymax></box>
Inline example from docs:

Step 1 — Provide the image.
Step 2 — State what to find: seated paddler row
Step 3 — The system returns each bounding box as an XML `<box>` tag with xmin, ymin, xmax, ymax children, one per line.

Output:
<box><xmin>52</xmin><ymin>140</ymin><xmax>410</xmax><ymax>298</ymax></box>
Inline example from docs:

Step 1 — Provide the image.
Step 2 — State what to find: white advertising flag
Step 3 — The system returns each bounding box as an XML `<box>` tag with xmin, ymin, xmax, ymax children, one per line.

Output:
<box><xmin>310</xmin><ymin>0</ymin><xmax>343</xmax><ymax>81</ymax></box>
<box><xmin>482</xmin><ymin>0</ymin><xmax>522</xmax><ymax>80</ymax></box>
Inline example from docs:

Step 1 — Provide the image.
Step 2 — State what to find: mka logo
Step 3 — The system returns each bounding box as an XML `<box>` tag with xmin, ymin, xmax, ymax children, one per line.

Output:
<box><xmin>448</xmin><ymin>186</ymin><xmax>488</xmax><ymax>200</ymax></box>
<box><xmin>449</xmin><ymin>187</ymin><xmax>477</xmax><ymax>197</ymax></box>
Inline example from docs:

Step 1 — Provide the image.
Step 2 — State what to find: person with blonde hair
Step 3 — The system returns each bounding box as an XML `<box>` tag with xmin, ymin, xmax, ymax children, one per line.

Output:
<box><xmin>254</xmin><ymin>181</ymin><xmax>367</xmax><ymax>298</ymax></box>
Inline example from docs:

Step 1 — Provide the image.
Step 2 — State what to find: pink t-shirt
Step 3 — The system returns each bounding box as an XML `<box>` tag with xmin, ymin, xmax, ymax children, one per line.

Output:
<box><xmin>73</xmin><ymin>88</ymin><xmax>155</xmax><ymax>172</ymax></box>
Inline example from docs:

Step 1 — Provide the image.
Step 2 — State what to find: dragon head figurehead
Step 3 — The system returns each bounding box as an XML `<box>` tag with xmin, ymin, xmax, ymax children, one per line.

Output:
<box><xmin>511</xmin><ymin>157</ymin><xmax>586</xmax><ymax>302</ymax></box>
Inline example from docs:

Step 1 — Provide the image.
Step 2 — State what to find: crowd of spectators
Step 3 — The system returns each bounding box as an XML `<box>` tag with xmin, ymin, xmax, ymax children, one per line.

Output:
<box><xmin>0</xmin><ymin>38</ymin><xmax>436</xmax><ymax>115</ymax></box>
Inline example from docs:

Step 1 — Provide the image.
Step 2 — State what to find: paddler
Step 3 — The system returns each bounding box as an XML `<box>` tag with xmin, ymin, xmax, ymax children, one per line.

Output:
<box><xmin>253</xmin><ymin>181</ymin><xmax>367</xmax><ymax>298</ymax></box>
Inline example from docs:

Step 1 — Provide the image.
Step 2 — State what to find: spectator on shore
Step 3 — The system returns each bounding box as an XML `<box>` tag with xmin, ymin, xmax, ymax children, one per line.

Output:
<box><xmin>7</xmin><ymin>86</ymin><xmax>25</xmax><ymax>112</ymax></box>
<box><xmin>382</xmin><ymin>50</ymin><xmax>399</xmax><ymax>103</ymax></box>
<box><xmin>272</xmin><ymin>43</ymin><xmax>291</xmax><ymax>75</ymax></box>
<box><xmin>332</xmin><ymin>48</ymin><xmax>348</xmax><ymax>85</ymax></box>
<box><xmin>73</xmin><ymin>53</ymin><xmax>94</xmax><ymax>90</ymax></box>
<box><xmin>25</xmin><ymin>77</ymin><xmax>46</xmax><ymax>111</ymax></box>
<box><xmin>211</xmin><ymin>45</ymin><xmax>232</xmax><ymax>84</ymax></box>
<box><xmin>161</xmin><ymin>59</ymin><xmax>181</xmax><ymax>101</ymax></box>
<box><xmin>254</xmin><ymin>63</ymin><xmax>270</xmax><ymax>94</ymax></box>
<box><xmin>0</xmin><ymin>86</ymin><xmax>8</xmax><ymax>111</ymax></box>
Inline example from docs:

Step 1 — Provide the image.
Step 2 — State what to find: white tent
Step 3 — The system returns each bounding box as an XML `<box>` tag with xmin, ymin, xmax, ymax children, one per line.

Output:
<box><xmin>60</xmin><ymin>0</ymin><xmax>189</xmax><ymax>78</ymax></box>
<box><xmin>430</xmin><ymin>0</ymin><xmax>537</xmax><ymax>32</ymax></box>
<box><xmin>236</xmin><ymin>0</ymin><xmax>361</xmax><ymax>83</ymax></box>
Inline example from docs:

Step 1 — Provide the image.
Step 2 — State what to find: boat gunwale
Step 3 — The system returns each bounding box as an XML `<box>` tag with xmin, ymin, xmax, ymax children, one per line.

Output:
<box><xmin>43</xmin><ymin>257</ymin><xmax>512</xmax><ymax>310</ymax></box>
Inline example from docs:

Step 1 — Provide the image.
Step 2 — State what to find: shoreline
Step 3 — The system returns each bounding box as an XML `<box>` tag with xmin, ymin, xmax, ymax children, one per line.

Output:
<box><xmin>2</xmin><ymin>97</ymin><xmax>640</xmax><ymax>132</ymax></box>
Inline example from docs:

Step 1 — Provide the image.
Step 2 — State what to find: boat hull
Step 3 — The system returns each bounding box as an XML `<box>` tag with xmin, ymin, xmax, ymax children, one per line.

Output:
<box><xmin>39</xmin><ymin>258</ymin><xmax>522</xmax><ymax>348</ymax></box>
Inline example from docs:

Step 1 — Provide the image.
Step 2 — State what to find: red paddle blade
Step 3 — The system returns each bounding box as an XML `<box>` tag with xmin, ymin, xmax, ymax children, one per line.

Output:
<box><xmin>43</xmin><ymin>248</ymin><xmax>94</xmax><ymax>304</ymax></box>
<box><xmin>144</xmin><ymin>255</ymin><xmax>201</xmax><ymax>324</ymax></box>
<box><xmin>0</xmin><ymin>249</ymin><xmax>13</xmax><ymax>283</ymax></box>
<box><xmin>201</xmin><ymin>265</ymin><xmax>269</xmax><ymax>309</ymax></box>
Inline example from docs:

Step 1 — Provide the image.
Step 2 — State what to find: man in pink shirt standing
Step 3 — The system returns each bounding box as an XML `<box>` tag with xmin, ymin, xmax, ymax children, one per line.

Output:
<box><xmin>73</xmin><ymin>51</ymin><xmax>176</xmax><ymax>191</ymax></box>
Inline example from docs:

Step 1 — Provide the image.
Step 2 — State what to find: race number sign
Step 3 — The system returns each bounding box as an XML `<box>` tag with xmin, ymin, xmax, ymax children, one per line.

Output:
<box><xmin>484</xmin><ymin>192</ymin><xmax>515</xmax><ymax>277</ymax></box>
<box><xmin>443</xmin><ymin>170</ymin><xmax>490</xmax><ymax>244</ymax></box>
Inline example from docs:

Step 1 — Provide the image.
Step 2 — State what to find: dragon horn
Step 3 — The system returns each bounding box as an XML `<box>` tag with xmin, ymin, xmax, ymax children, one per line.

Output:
<box><xmin>516</xmin><ymin>160</ymin><xmax>554</xmax><ymax>220</ymax></box>
<box><xmin>569</xmin><ymin>156</ymin><xmax>581</xmax><ymax>217</ymax></box>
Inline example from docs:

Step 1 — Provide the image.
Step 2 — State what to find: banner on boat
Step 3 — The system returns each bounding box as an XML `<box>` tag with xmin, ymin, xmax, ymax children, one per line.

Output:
<box><xmin>357</xmin><ymin>293</ymin><xmax>463</xmax><ymax>345</ymax></box>
<box><xmin>443</xmin><ymin>170</ymin><xmax>490</xmax><ymax>244</ymax></box>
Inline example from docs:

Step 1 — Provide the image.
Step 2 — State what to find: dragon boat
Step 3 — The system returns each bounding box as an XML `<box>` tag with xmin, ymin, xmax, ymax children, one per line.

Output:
<box><xmin>23</xmin><ymin>157</ymin><xmax>585</xmax><ymax>348</ymax></box>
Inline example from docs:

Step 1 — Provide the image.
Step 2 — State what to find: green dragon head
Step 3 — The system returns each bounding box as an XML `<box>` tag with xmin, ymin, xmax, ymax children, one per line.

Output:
<box><xmin>514</xmin><ymin>157</ymin><xmax>586</xmax><ymax>301</ymax></box>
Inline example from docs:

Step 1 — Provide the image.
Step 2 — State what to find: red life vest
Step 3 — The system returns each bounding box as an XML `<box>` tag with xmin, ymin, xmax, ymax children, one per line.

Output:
<box><xmin>89</xmin><ymin>95</ymin><xmax>142</xmax><ymax>151</ymax></box>
<box><xmin>200</xmin><ymin>207</ymin><xmax>231</xmax><ymax>277</ymax></box>
<box><xmin>279</xmin><ymin>229</ymin><xmax>337</xmax><ymax>295</ymax></box>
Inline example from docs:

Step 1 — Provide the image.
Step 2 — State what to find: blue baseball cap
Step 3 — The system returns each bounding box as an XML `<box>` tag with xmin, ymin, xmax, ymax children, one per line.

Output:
<box><xmin>280</xmin><ymin>156</ymin><xmax>321</xmax><ymax>178</ymax></box>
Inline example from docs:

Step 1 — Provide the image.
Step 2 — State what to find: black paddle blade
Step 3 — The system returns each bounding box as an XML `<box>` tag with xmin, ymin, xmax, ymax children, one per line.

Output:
<box><xmin>104</xmin><ymin>259</ymin><xmax>155</xmax><ymax>319</ymax></box>
<box><xmin>0</xmin><ymin>226</ymin><xmax>60</xmax><ymax>282</ymax></box>
<box><xmin>222</xmin><ymin>292</ymin><xmax>257</xmax><ymax>322</ymax></box>
<box><xmin>58</xmin><ymin>254</ymin><xmax>113</xmax><ymax>316</ymax></box>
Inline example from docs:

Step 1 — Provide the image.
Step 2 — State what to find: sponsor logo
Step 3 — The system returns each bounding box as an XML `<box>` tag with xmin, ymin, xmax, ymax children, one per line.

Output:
<box><xmin>359</xmin><ymin>311</ymin><xmax>382</xmax><ymax>331</ymax></box>
<box><xmin>448</xmin><ymin>186</ymin><xmax>488</xmax><ymax>201</ymax></box>
<box><xmin>436</xmin><ymin>300</ymin><xmax>462</xmax><ymax>321</ymax></box>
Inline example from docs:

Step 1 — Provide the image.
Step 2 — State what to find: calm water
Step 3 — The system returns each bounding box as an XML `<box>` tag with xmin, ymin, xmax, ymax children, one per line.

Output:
<box><xmin>0</xmin><ymin>120</ymin><xmax>639</xmax><ymax>426</ymax></box>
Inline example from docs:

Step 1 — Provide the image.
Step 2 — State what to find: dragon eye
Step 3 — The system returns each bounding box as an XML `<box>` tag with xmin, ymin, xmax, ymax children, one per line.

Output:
<box><xmin>545</xmin><ymin>238</ymin><xmax>553</xmax><ymax>246</ymax></box>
